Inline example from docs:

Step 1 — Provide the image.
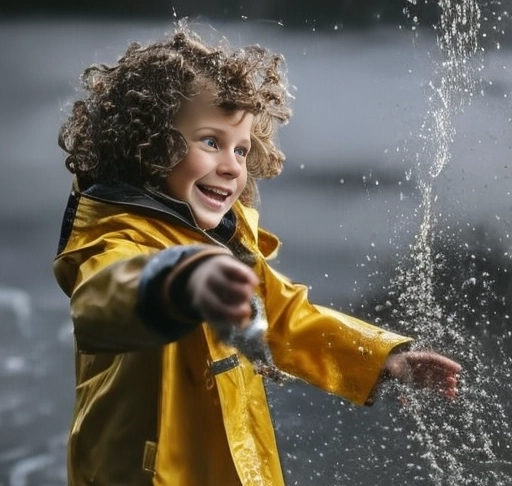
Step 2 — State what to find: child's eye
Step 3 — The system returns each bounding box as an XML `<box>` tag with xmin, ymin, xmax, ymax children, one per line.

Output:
<box><xmin>235</xmin><ymin>147</ymin><xmax>248</xmax><ymax>157</ymax></box>
<box><xmin>202</xmin><ymin>137</ymin><xmax>217</xmax><ymax>148</ymax></box>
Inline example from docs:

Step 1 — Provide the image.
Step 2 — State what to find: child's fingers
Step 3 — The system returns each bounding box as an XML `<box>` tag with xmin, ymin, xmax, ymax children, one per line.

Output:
<box><xmin>214</xmin><ymin>257</ymin><xmax>259</xmax><ymax>292</ymax></box>
<box><xmin>388</xmin><ymin>351</ymin><xmax>462</xmax><ymax>400</ymax></box>
<box><xmin>213</xmin><ymin>279</ymin><xmax>254</xmax><ymax>305</ymax></box>
<box><xmin>408</xmin><ymin>352</ymin><xmax>461</xmax><ymax>399</ymax></box>
<box><xmin>208</xmin><ymin>259</ymin><xmax>258</xmax><ymax>305</ymax></box>
<box><xmin>197</xmin><ymin>285</ymin><xmax>253</xmax><ymax>330</ymax></box>
<box><xmin>222</xmin><ymin>262</ymin><xmax>259</xmax><ymax>286</ymax></box>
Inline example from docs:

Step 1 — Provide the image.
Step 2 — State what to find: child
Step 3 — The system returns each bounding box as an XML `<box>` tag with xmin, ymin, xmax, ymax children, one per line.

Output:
<box><xmin>54</xmin><ymin>24</ymin><xmax>460</xmax><ymax>486</ymax></box>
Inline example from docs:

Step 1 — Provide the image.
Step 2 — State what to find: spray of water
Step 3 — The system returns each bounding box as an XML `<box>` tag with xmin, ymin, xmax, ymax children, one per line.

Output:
<box><xmin>383</xmin><ymin>1</ymin><xmax>512</xmax><ymax>484</ymax></box>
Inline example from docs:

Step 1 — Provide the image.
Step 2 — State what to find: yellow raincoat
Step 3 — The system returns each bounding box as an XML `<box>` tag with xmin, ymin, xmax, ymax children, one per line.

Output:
<box><xmin>54</xmin><ymin>182</ymin><xmax>411</xmax><ymax>486</ymax></box>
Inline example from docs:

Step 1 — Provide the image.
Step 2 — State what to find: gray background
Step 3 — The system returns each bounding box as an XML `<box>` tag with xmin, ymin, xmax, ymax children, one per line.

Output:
<box><xmin>1</xmin><ymin>5</ymin><xmax>511</xmax><ymax>485</ymax></box>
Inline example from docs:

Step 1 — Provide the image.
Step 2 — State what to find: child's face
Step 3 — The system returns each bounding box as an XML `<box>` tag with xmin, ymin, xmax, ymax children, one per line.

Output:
<box><xmin>165</xmin><ymin>99</ymin><xmax>253</xmax><ymax>230</ymax></box>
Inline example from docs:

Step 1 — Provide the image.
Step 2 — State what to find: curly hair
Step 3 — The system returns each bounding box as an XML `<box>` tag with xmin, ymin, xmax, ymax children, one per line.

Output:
<box><xmin>58</xmin><ymin>22</ymin><xmax>293</xmax><ymax>206</ymax></box>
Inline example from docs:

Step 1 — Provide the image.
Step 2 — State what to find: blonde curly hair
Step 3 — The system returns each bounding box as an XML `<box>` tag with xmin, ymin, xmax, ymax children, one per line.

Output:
<box><xmin>58</xmin><ymin>23</ymin><xmax>293</xmax><ymax>206</ymax></box>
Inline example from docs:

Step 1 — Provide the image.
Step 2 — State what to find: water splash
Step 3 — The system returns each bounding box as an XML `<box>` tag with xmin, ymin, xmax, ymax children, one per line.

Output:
<box><xmin>380</xmin><ymin>1</ymin><xmax>512</xmax><ymax>484</ymax></box>
<box><xmin>414</xmin><ymin>0</ymin><xmax>482</xmax><ymax>180</ymax></box>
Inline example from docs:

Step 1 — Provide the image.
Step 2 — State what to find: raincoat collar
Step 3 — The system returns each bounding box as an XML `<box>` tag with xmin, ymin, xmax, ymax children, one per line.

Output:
<box><xmin>82</xmin><ymin>182</ymin><xmax>238</xmax><ymax>244</ymax></box>
<box><xmin>78</xmin><ymin>181</ymin><xmax>280</xmax><ymax>260</ymax></box>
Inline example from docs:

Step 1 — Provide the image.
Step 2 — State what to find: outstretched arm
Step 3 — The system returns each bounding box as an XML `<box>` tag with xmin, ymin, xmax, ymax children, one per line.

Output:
<box><xmin>384</xmin><ymin>350</ymin><xmax>461</xmax><ymax>400</ymax></box>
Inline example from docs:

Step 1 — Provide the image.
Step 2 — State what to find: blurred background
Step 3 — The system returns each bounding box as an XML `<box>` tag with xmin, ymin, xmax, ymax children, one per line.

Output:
<box><xmin>1</xmin><ymin>0</ymin><xmax>438</xmax><ymax>26</ymax></box>
<box><xmin>1</xmin><ymin>1</ymin><xmax>511</xmax><ymax>485</ymax></box>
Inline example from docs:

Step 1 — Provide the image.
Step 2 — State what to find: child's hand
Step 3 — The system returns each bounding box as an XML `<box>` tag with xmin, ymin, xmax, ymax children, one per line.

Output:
<box><xmin>384</xmin><ymin>351</ymin><xmax>461</xmax><ymax>400</ymax></box>
<box><xmin>187</xmin><ymin>255</ymin><xmax>259</xmax><ymax>339</ymax></box>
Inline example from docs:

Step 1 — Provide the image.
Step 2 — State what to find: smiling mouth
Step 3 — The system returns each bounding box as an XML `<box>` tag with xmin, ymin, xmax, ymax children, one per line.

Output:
<box><xmin>198</xmin><ymin>185</ymin><xmax>231</xmax><ymax>202</ymax></box>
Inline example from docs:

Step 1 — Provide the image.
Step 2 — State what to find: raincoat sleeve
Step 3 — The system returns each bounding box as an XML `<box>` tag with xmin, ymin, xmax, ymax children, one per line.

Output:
<box><xmin>59</xmin><ymin>244</ymin><xmax>228</xmax><ymax>354</ymax></box>
<box><xmin>261</xmin><ymin>264</ymin><xmax>412</xmax><ymax>406</ymax></box>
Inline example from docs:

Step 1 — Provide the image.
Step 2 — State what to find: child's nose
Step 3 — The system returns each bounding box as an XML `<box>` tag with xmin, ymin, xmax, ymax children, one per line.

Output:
<box><xmin>218</xmin><ymin>152</ymin><xmax>242</xmax><ymax>178</ymax></box>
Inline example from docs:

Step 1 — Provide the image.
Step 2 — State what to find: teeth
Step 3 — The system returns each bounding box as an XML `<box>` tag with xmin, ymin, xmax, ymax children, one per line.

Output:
<box><xmin>204</xmin><ymin>186</ymin><xmax>229</xmax><ymax>196</ymax></box>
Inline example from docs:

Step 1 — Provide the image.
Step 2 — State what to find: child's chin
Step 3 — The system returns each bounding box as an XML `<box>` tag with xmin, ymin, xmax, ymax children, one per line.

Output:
<box><xmin>196</xmin><ymin>215</ymin><xmax>223</xmax><ymax>231</ymax></box>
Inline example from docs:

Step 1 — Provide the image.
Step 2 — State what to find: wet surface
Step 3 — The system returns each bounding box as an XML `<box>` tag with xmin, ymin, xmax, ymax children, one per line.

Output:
<box><xmin>1</xmin><ymin>18</ymin><xmax>511</xmax><ymax>485</ymax></box>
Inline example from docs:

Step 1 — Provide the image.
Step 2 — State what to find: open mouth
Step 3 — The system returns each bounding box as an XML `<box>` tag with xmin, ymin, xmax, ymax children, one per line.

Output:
<box><xmin>198</xmin><ymin>185</ymin><xmax>231</xmax><ymax>202</ymax></box>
